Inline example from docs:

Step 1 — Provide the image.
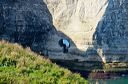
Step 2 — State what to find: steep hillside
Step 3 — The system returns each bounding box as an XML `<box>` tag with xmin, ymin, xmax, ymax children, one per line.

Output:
<box><xmin>0</xmin><ymin>0</ymin><xmax>59</xmax><ymax>56</ymax></box>
<box><xmin>0</xmin><ymin>0</ymin><xmax>128</xmax><ymax>70</ymax></box>
<box><xmin>0</xmin><ymin>41</ymin><xmax>88</xmax><ymax>83</ymax></box>
<box><xmin>0</xmin><ymin>0</ymin><xmax>86</xmax><ymax>62</ymax></box>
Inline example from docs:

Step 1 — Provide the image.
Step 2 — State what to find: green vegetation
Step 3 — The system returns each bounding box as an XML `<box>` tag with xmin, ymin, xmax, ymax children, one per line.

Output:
<box><xmin>0</xmin><ymin>41</ymin><xmax>88</xmax><ymax>84</ymax></box>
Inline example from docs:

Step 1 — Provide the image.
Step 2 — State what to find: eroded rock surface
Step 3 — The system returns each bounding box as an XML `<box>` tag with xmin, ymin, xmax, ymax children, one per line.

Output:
<box><xmin>0</xmin><ymin>0</ymin><xmax>57</xmax><ymax>55</ymax></box>
<box><xmin>0</xmin><ymin>0</ymin><xmax>128</xmax><ymax>63</ymax></box>
<box><xmin>45</xmin><ymin>0</ymin><xmax>128</xmax><ymax>62</ymax></box>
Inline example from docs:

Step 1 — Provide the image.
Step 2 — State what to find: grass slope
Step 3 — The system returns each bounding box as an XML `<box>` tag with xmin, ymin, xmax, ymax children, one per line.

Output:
<box><xmin>0</xmin><ymin>41</ymin><xmax>88</xmax><ymax>84</ymax></box>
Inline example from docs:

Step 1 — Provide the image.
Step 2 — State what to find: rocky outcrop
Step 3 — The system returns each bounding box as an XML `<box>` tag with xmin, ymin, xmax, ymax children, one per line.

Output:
<box><xmin>0</xmin><ymin>0</ymin><xmax>101</xmax><ymax>62</ymax></box>
<box><xmin>0</xmin><ymin>0</ymin><xmax>57</xmax><ymax>55</ymax></box>
<box><xmin>93</xmin><ymin>0</ymin><xmax>128</xmax><ymax>62</ymax></box>
<box><xmin>0</xmin><ymin>0</ymin><xmax>128</xmax><ymax>63</ymax></box>
<box><xmin>45</xmin><ymin>0</ymin><xmax>108</xmax><ymax>50</ymax></box>
<box><xmin>45</xmin><ymin>0</ymin><xmax>128</xmax><ymax>62</ymax></box>
<box><xmin>44</xmin><ymin>0</ymin><xmax>108</xmax><ymax>61</ymax></box>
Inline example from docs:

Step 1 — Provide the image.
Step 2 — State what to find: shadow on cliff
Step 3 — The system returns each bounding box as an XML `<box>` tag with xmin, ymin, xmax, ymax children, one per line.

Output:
<box><xmin>93</xmin><ymin>0</ymin><xmax>111</xmax><ymax>49</ymax></box>
<box><xmin>92</xmin><ymin>0</ymin><xmax>127</xmax><ymax>63</ymax></box>
<box><xmin>0</xmin><ymin>0</ymin><xmax>111</xmax><ymax>78</ymax></box>
<box><xmin>0</xmin><ymin>0</ymin><xmax>85</xmax><ymax>67</ymax></box>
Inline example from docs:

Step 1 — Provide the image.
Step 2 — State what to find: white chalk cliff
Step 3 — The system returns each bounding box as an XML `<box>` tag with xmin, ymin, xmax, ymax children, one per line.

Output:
<box><xmin>0</xmin><ymin>0</ymin><xmax>128</xmax><ymax>63</ymax></box>
<box><xmin>45</xmin><ymin>0</ymin><xmax>128</xmax><ymax>62</ymax></box>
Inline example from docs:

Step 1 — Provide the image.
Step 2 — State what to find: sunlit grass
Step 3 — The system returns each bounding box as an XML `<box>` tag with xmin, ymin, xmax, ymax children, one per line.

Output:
<box><xmin>0</xmin><ymin>41</ymin><xmax>88</xmax><ymax>84</ymax></box>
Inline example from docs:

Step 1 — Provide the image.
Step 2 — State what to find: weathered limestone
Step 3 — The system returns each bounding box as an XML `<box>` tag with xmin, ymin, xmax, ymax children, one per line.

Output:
<box><xmin>0</xmin><ymin>0</ymin><xmax>57</xmax><ymax>55</ymax></box>
<box><xmin>93</xmin><ymin>0</ymin><xmax>128</xmax><ymax>62</ymax></box>
<box><xmin>45</xmin><ymin>0</ymin><xmax>108</xmax><ymax>50</ymax></box>
<box><xmin>0</xmin><ymin>0</ymin><xmax>128</xmax><ymax>63</ymax></box>
<box><xmin>45</xmin><ymin>0</ymin><xmax>128</xmax><ymax>62</ymax></box>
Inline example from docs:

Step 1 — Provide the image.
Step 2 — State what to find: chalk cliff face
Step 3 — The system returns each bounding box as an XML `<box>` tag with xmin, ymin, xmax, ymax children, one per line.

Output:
<box><xmin>0</xmin><ymin>0</ymin><xmax>58</xmax><ymax>55</ymax></box>
<box><xmin>45</xmin><ymin>0</ymin><xmax>108</xmax><ymax>50</ymax></box>
<box><xmin>93</xmin><ymin>0</ymin><xmax>128</xmax><ymax>62</ymax></box>
<box><xmin>45</xmin><ymin>0</ymin><xmax>128</xmax><ymax>62</ymax></box>
<box><xmin>0</xmin><ymin>0</ymin><xmax>128</xmax><ymax>63</ymax></box>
